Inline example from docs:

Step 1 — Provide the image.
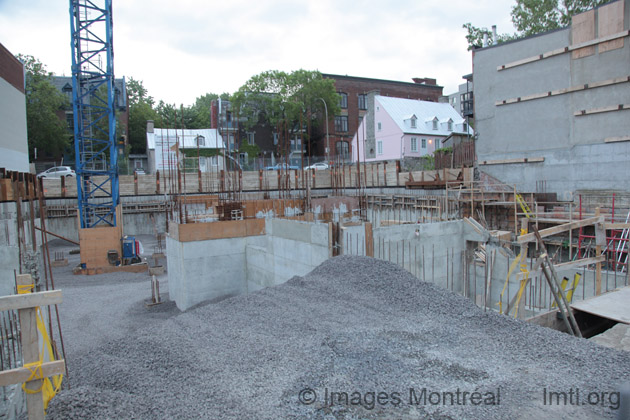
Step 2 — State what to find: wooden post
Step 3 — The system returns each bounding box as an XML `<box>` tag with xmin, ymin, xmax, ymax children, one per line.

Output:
<box><xmin>513</xmin><ymin>185</ymin><xmax>518</xmax><ymax>235</ymax></box>
<box><xmin>18</xmin><ymin>274</ymin><xmax>45</xmax><ymax>420</ymax></box>
<box><xmin>595</xmin><ymin>207</ymin><xmax>602</xmax><ymax>295</ymax></box>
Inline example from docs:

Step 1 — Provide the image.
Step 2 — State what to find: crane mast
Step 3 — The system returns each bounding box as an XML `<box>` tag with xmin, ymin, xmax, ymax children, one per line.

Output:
<box><xmin>69</xmin><ymin>0</ymin><xmax>119</xmax><ymax>228</ymax></box>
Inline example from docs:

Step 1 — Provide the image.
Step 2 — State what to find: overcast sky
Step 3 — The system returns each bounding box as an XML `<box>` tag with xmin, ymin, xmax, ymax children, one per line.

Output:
<box><xmin>0</xmin><ymin>0</ymin><xmax>515</xmax><ymax>106</ymax></box>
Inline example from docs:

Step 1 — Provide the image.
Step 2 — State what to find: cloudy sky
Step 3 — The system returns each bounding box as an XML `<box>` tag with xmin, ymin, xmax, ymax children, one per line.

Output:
<box><xmin>0</xmin><ymin>0</ymin><xmax>515</xmax><ymax>106</ymax></box>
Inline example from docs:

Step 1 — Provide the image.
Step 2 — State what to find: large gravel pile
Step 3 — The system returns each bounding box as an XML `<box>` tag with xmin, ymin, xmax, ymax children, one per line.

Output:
<box><xmin>46</xmin><ymin>254</ymin><xmax>630</xmax><ymax>419</ymax></box>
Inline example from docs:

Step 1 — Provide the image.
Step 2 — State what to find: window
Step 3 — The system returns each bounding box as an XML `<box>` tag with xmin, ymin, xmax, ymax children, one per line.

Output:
<box><xmin>334</xmin><ymin>116</ymin><xmax>348</xmax><ymax>132</ymax></box>
<box><xmin>247</xmin><ymin>132</ymin><xmax>255</xmax><ymax>146</ymax></box>
<box><xmin>336</xmin><ymin>141</ymin><xmax>349</xmax><ymax>159</ymax></box>
<box><xmin>377</xmin><ymin>122</ymin><xmax>382</xmax><ymax>131</ymax></box>
<box><xmin>432</xmin><ymin>119</ymin><xmax>438</xmax><ymax>130</ymax></box>
<box><xmin>422</xmin><ymin>138</ymin><xmax>427</xmax><ymax>149</ymax></box>
<box><xmin>196</xmin><ymin>135</ymin><xmax>205</xmax><ymax>146</ymax></box>
<box><xmin>447</xmin><ymin>120</ymin><xmax>453</xmax><ymax>131</ymax></box>
<box><xmin>273</xmin><ymin>132</ymin><xmax>278</xmax><ymax>145</ymax></box>
<box><xmin>410</xmin><ymin>117</ymin><xmax>417</xmax><ymax>128</ymax></box>
<box><xmin>411</xmin><ymin>137</ymin><xmax>417</xmax><ymax>152</ymax></box>
<box><xmin>358</xmin><ymin>94</ymin><xmax>367</xmax><ymax>110</ymax></box>
<box><xmin>338</xmin><ymin>92</ymin><xmax>348</xmax><ymax>109</ymax></box>
<box><xmin>462</xmin><ymin>122</ymin><xmax>468</xmax><ymax>133</ymax></box>
<box><xmin>377</xmin><ymin>141</ymin><xmax>383</xmax><ymax>155</ymax></box>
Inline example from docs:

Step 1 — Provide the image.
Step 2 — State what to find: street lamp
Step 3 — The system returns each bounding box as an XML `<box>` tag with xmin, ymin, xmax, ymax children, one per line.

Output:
<box><xmin>317</xmin><ymin>97</ymin><xmax>330</xmax><ymax>164</ymax></box>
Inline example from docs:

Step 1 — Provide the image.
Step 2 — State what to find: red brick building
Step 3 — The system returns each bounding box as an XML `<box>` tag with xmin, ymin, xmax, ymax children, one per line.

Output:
<box><xmin>321</xmin><ymin>74</ymin><xmax>443</xmax><ymax>160</ymax></box>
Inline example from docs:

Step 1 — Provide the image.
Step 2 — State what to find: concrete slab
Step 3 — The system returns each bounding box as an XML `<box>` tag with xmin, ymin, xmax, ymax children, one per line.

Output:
<box><xmin>571</xmin><ymin>286</ymin><xmax>630</xmax><ymax>324</ymax></box>
<box><xmin>590</xmin><ymin>323</ymin><xmax>630</xmax><ymax>352</ymax></box>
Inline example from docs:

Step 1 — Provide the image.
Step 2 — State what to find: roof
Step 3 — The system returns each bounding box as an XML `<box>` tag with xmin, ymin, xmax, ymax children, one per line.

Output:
<box><xmin>376</xmin><ymin>95</ymin><xmax>474</xmax><ymax>137</ymax></box>
<box><xmin>51</xmin><ymin>76</ymin><xmax>127</xmax><ymax>109</ymax></box>
<box><xmin>146</xmin><ymin>128</ymin><xmax>225</xmax><ymax>150</ymax></box>
<box><xmin>322</xmin><ymin>73</ymin><xmax>443</xmax><ymax>90</ymax></box>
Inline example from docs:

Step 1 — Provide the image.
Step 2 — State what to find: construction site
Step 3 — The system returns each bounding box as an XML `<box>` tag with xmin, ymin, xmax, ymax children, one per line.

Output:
<box><xmin>1</xmin><ymin>0</ymin><xmax>630</xmax><ymax>419</ymax></box>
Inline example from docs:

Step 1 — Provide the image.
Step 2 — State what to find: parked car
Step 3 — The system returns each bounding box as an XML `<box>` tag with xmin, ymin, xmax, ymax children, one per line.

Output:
<box><xmin>37</xmin><ymin>166</ymin><xmax>76</xmax><ymax>178</ymax></box>
<box><xmin>304</xmin><ymin>162</ymin><xmax>329</xmax><ymax>171</ymax></box>
<box><xmin>264</xmin><ymin>163</ymin><xmax>300</xmax><ymax>171</ymax></box>
<box><xmin>134</xmin><ymin>168</ymin><xmax>146</xmax><ymax>175</ymax></box>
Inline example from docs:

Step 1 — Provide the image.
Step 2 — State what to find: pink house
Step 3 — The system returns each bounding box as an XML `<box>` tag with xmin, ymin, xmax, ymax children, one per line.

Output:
<box><xmin>351</xmin><ymin>95</ymin><xmax>473</xmax><ymax>163</ymax></box>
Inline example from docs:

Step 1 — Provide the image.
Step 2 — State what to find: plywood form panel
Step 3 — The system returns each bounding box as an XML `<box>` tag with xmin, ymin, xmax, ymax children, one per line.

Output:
<box><xmin>572</xmin><ymin>9</ymin><xmax>596</xmax><ymax>59</ymax></box>
<box><xmin>599</xmin><ymin>0</ymin><xmax>625</xmax><ymax>52</ymax></box>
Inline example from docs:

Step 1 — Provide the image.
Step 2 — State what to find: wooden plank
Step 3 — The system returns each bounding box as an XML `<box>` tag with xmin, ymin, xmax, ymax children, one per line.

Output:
<box><xmin>364</xmin><ymin>222</ymin><xmax>374</xmax><ymax>257</ymax></box>
<box><xmin>17</xmin><ymin>275</ymin><xmax>45</xmax><ymax>420</ymax></box>
<box><xmin>518</xmin><ymin>256</ymin><xmax>605</xmax><ymax>280</ymax></box>
<box><xmin>606</xmin><ymin>222</ymin><xmax>630</xmax><ymax>229</ymax></box>
<box><xmin>495</xmin><ymin>76</ymin><xmax>630</xmax><ymax>107</ymax></box>
<box><xmin>518</xmin><ymin>216</ymin><xmax>603</xmax><ymax>243</ymax></box>
<box><xmin>574</xmin><ymin>104</ymin><xmax>629</xmax><ymax>116</ymax></box>
<box><xmin>0</xmin><ymin>360</ymin><xmax>65</xmax><ymax>387</ymax></box>
<box><xmin>479</xmin><ymin>157</ymin><xmax>544</xmax><ymax>165</ymax></box>
<box><xmin>497</xmin><ymin>30</ymin><xmax>629</xmax><ymax>71</ymax></box>
<box><xmin>0</xmin><ymin>290</ymin><xmax>63</xmax><ymax>312</ymax></box>
<box><xmin>571</xmin><ymin>286</ymin><xmax>630</xmax><ymax>324</ymax></box>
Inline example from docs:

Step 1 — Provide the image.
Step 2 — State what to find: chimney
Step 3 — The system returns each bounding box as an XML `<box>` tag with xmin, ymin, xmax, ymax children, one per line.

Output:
<box><xmin>147</xmin><ymin>120</ymin><xmax>154</xmax><ymax>133</ymax></box>
<box><xmin>492</xmin><ymin>25</ymin><xmax>497</xmax><ymax>45</ymax></box>
<box><xmin>412</xmin><ymin>77</ymin><xmax>437</xmax><ymax>85</ymax></box>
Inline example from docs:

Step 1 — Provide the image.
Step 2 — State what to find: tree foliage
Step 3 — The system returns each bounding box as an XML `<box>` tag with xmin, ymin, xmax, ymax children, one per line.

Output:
<box><xmin>127</xmin><ymin>77</ymin><xmax>156</xmax><ymax>154</ymax></box>
<box><xmin>17</xmin><ymin>54</ymin><xmax>70</xmax><ymax>159</ymax></box>
<box><xmin>463</xmin><ymin>0</ymin><xmax>609</xmax><ymax>50</ymax></box>
<box><xmin>232</xmin><ymin>69</ymin><xmax>339</xmax><ymax>155</ymax></box>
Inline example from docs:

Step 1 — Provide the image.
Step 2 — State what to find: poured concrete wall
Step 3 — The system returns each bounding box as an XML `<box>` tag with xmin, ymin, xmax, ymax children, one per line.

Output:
<box><xmin>372</xmin><ymin>220</ymin><xmax>483</xmax><ymax>292</ymax></box>
<box><xmin>473</xmin><ymin>0</ymin><xmax>630</xmax><ymax>199</ymax></box>
<box><xmin>167</xmin><ymin>218</ymin><xmax>331</xmax><ymax>310</ymax></box>
<box><xmin>247</xmin><ymin>219</ymin><xmax>331</xmax><ymax>292</ymax></box>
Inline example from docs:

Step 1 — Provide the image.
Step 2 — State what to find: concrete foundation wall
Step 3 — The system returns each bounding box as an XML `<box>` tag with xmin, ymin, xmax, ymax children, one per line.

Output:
<box><xmin>167</xmin><ymin>218</ymin><xmax>331</xmax><ymax>310</ymax></box>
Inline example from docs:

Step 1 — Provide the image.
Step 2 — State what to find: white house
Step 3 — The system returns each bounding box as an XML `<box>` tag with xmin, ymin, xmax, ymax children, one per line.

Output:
<box><xmin>146</xmin><ymin>122</ymin><xmax>226</xmax><ymax>174</ymax></box>
<box><xmin>351</xmin><ymin>95</ymin><xmax>473</xmax><ymax>163</ymax></box>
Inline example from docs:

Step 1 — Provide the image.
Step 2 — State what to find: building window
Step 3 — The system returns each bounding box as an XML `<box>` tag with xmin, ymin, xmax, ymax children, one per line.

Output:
<box><xmin>334</xmin><ymin>116</ymin><xmax>348</xmax><ymax>132</ymax></box>
<box><xmin>462</xmin><ymin>122</ymin><xmax>468</xmax><ymax>132</ymax></box>
<box><xmin>247</xmin><ymin>132</ymin><xmax>255</xmax><ymax>145</ymax></box>
<box><xmin>432</xmin><ymin>119</ymin><xmax>438</xmax><ymax>130</ymax></box>
<box><xmin>273</xmin><ymin>132</ymin><xmax>278</xmax><ymax>145</ymax></box>
<box><xmin>338</xmin><ymin>92</ymin><xmax>348</xmax><ymax>109</ymax></box>
<box><xmin>358</xmin><ymin>94</ymin><xmax>367</xmax><ymax>110</ymax></box>
<box><xmin>422</xmin><ymin>138</ymin><xmax>427</xmax><ymax>149</ymax></box>
<box><xmin>447</xmin><ymin>120</ymin><xmax>453</xmax><ymax>131</ymax></box>
<box><xmin>411</xmin><ymin>117</ymin><xmax>417</xmax><ymax>128</ymax></box>
<box><xmin>377</xmin><ymin>141</ymin><xmax>383</xmax><ymax>155</ymax></box>
<box><xmin>377</xmin><ymin>122</ymin><xmax>381</xmax><ymax>131</ymax></box>
<box><xmin>411</xmin><ymin>137</ymin><xmax>417</xmax><ymax>152</ymax></box>
<box><xmin>336</xmin><ymin>141</ymin><xmax>349</xmax><ymax>159</ymax></box>
<box><xmin>196</xmin><ymin>135</ymin><xmax>205</xmax><ymax>146</ymax></box>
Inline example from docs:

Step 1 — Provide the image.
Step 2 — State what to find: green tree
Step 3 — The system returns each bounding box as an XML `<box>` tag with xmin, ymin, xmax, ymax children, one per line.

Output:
<box><xmin>127</xmin><ymin>77</ymin><xmax>156</xmax><ymax>154</ymax></box>
<box><xmin>17</xmin><ymin>54</ymin><xmax>69</xmax><ymax>159</ymax></box>
<box><xmin>463</xmin><ymin>0</ymin><xmax>608</xmax><ymax>50</ymax></box>
<box><xmin>232</xmin><ymin>69</ymin><xmax>339</xmax><ymax>156</ymax></box>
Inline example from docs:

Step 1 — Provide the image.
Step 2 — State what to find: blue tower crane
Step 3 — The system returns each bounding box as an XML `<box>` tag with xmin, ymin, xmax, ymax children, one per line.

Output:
<box><xmin>69</xmin><ymin>0</ymin><xmax>119</xmax><ymax>228</ymax></box>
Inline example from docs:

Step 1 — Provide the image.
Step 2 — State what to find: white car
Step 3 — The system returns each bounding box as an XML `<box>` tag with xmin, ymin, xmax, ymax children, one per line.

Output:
<box><xmin>304</xmin><ymin>162</ymin><xmax>329</xmax><ymax>171</ymax></box>
<box><xmin>37</xmin><ymin>166</ymin><xmax>76</xmax><ymax>178</ymax></box>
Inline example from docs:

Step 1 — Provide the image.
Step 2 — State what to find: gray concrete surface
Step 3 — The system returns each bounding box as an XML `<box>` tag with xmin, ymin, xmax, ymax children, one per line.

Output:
<box><xmin>41</xmin><ymin>251</ymin><xmax>630</xmax><ymax>419</ymax></box>
<box><xmin>473</xmin><ymin>0</ymin><xmax>630</xmax><ymax>198</ymax></box>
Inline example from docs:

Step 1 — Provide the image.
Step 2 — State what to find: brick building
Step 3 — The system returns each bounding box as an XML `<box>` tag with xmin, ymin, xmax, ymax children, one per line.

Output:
<box><xmin>321</xmin><ymin>74</ymin><xmax>443</xmax><ymax>161</ymax></box>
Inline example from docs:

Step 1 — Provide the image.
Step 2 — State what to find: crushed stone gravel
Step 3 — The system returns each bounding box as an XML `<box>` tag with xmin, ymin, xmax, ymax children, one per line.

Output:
<box><xmin>45</xmin><ymin>254</ymin><xmax>630</xmax><ymax>419</ymax></box>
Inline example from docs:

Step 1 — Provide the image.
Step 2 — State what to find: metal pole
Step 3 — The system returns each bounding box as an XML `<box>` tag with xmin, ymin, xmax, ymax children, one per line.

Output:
<box><xmin>317</xmin><ymin>98</ymin><xmax>330</xmax><ymax>164</ymax></box>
